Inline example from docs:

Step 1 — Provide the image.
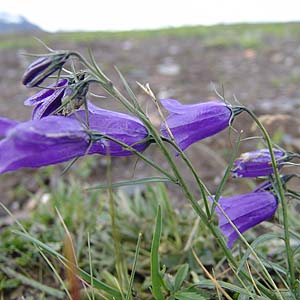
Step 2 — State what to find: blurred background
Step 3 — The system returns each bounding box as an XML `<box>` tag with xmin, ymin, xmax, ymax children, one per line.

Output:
<box><xmin>1</xmin><ymin>3</ymin><xmax>300</xmax><ymax>299</ymax></box>
<box><xmin>1</xmin><ymin>0</ymin><xmax>300</xmax><ymax>210</ymax></box>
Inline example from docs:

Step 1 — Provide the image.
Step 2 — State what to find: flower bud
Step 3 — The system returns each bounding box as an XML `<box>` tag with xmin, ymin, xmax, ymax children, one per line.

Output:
<box><xmin>232</xmin><ymin>148</ymin><xmax>288</xmax><ymax>178</ymax></box>
<box><xmin>22</xmin><ymin>53</ymin><xmax>69</xmax><ymax>87</ymax></box>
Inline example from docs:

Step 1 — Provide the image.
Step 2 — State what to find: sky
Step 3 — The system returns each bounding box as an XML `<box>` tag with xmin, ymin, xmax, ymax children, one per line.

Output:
<box><xmin>1</xmin><ymin>0</ymin><xmax>300</xmax><ymax>32</ymax></box>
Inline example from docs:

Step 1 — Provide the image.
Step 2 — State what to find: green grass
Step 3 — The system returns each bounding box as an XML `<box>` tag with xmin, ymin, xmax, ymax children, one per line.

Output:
<box><xmin>0</xmin><ymin>22</ymin><xmax>299</xmax><ymax>49</ymax></box>
<box><xmin>0</xmin><ymin>165</ymin><xmax>218</xmax><ymax>299</ymax></box>
<box><xmin>1</xmin><ymin>159</ymin><xmax>299</xmax><ymax>299</ymax></box>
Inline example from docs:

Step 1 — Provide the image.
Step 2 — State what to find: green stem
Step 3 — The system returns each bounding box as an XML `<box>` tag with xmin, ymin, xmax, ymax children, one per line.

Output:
<box><xmin>84</xmin><ymin>63</ymin><xmax>277</xmax><ymax>299</ymax></box>
<box><xmin>161</xmin><ymin>137</ymin><xmax>212</xmax><ymax>218</ymax></box>
<box><xmin>243</xmin><ymin>107</ymin><xmax>295</xmax><ymax>290</ymax></box>
<box><xmin>90</xmin><ymin>132</ymin><xmax>177</xmax><ymax>183</ymax></box>
<box><xmin>106</xmin><ymin>154</ymin><xmax>129</xmax><ymax>292</ymax></box>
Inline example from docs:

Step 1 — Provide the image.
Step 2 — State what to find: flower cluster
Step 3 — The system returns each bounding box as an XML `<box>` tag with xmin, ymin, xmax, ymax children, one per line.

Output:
<box><xmin>0</xmin><ymin>53</ymin><xmax>151</xmax><ymax>174</ymax></box>
<box><xmin>1</xmin><ymin>51</ymin><xmax>298</xmax><ymax>250</ymax></box>
<box><xmin>212</xmin><ymin>146</ymin><xmax>298</xmax><ymax>248</ymax></box>
<box><xmin>1</xmin><ymin>52</ymin><xmax>241</xmax><ymax>175</ymax></box>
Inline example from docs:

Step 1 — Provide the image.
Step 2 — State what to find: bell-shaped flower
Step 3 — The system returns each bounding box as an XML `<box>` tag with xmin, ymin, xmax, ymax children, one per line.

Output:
<box><xmin>232</xmin><ymin>148</ymin><xmax>288</xmax><ymax>178</ymax></box>
<box><xmin>24</xmin><ymin>78</ymin><xmax>68</xmax><ymax>119</ymax></box>
<box><xmin>0</xmin><ymin>103</ymin><xmax>149</xmax><ymax>174</ymax></box>
<box><xmin>22</xmin><ymin>53</ymin><xmax>69</xmax><ymax>87</ymax></box>
<box><xmin>212</xmin><ymin>192</ymin><xmax>278</xmax><ymax>248</ymax></box>
<box><xmin>160</xmin><ymin>99</ymin><xmax>235</xmax><ymax>151</ymax></box>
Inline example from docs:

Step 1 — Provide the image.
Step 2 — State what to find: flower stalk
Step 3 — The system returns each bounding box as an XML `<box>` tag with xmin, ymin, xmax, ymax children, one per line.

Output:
<box><xmin>241</xmin><ymin>107</ymin><xmax>296</xmax><ymax>290</ymax></box>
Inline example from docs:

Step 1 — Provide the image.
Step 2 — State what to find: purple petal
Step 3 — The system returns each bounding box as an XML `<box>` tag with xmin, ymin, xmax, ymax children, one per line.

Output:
<box><xmin>0</xmin><ymin>116</ymin><xmax>89</xmax><ymax>174</ymax></box>
<box><xmin>22</xmin><ymin>54</ymin><xmax>68</xmax><ymax>87</ymax></box>
<box><xmin>213</xmin><ymin>192</ymin><xmax>278</xmax><ymax>248</ymax></box>
<box><xmin>232</xmin><ymin>148</ymin><xmax>286</xmax><ymax>178</ymax></box>
<box><xmin>161</xmin><ymin>99</ymin><xmax>232</xmax><ymax>151</ymax></box>
<box><xmin>24</xmin><ymin>78</ymin><xmax>68</xmax><ymax>106</ymax></box>
<box><xmin>0</xmin><ymin>117</ymin><xmax>19</xmax><ymax>137</ymax></box>
<box><xmin>31</xmin><ymin>92</ymin><xmax>64</xmax><ymax>120</ymax></box>
<box><xmin>72</xmin><ymin>104</ymin><xmax>149</xmax><ymax>155</ymax></box>
<box><xmin>0</xmin><ymin>104</ymin><xmax>149</xmax><ymax>174</ymax></box>
<box><xmin>160</xmin><ymin>98</ymin><xmax>204</xmax><ymax>114</ymax></box>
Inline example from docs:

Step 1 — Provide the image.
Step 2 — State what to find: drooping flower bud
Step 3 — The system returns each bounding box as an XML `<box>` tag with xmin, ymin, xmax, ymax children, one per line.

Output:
<box><xmin>212</xmin><ymin>192</ymin><xmax>278</xmax><ymax>248</ymax></box>
<box><xmin>160</xmin><ymin>99</ymin><xmax>236</xmax><ymax>151</ymax></box>
<box><xmin>232</xmin><ymin>148</ymin><xmax>289</xmax><ymax>178</ymax></box>
<box><xmin>22</xmin><ymin>53</ymin><xmax>69</xmax><ymax>87</ymax></box>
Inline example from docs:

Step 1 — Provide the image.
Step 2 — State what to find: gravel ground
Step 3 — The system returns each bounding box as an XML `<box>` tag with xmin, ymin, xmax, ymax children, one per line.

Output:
<box><xmin>1</xmin><ymin>27</ymin><xmax>300</xmax><ymax>214</ymax></box>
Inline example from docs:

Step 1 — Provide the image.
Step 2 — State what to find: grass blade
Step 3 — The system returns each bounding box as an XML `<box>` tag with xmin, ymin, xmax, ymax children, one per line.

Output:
<box><xmin>0</xmin><ymin>265</ymin><xmax>65</xmax><ymax>299</ymax></box>
<box><xmin>126</xmin><ymin>232</ymin><xmax>142</xmax><ymax>300</ymax></box>
<box><xmin>87</xmin><ymin>176</ymin><xmax>172</xmax><ymax>190</ymax></box>
<box><xmin>150</xmin><ymin>206</ymin><xmax>164</xmax><ymax>300</ymax></box>
<box><xmin>13</xmin><ymin>230</ymin><xmax>123</xmax><ymax>300</ymax></box>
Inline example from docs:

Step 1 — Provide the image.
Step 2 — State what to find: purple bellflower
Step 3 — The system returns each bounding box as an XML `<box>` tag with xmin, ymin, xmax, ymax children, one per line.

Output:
<box><xmin>24</xmin><ymin>78</ymin><xmax>68</xmax><ymax>120</ymax></box>
<box><xmin>22</xmin><ymin>53</ymin><xmax>69</xmax><ymax>87</ymax></box>
<box><xmin>0</xmin><ymin>103</ymin><xmax>149</xmax><ymax>174</ymax></box>
<box><xmin>160</xmin><ymin>99</ymin><xmax>235</xmax><ymax>151</ymax></box>
<box><xmin>232</xmin><ymin>148</ymin><xmax>288</xmax><ymax>178</ymax></box>
<box><xmin>212</xmin><ymin>192</ymin><xmax>278</xmax><ymax>248</ymax></box>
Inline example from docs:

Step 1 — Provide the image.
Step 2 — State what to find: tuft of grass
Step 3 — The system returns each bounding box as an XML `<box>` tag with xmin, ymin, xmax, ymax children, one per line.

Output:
<box><xmin>0</xmin><ymin>169</ymin><xmax>217</xmax><ymax>299</ymax></box>
<box><xmin>1</xmin><ymin>160</ymin><xmax>299</xmax><ymax>299</ymax></box>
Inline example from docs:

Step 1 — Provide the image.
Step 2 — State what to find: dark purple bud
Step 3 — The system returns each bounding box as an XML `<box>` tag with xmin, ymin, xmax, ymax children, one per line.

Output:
<box><xmin>232</xmin><ymin>148</ymin><xmax>287</xmax><ymax>178</ymax></box>
<box><xmin>0</xmin><ymin>103</ymin><xmax>149</xmax><ymax>174</ymax></box>
<box><xmin>212</xmin><ymin>192</ymin><xmax>278</xmax><ymax>248</ymax></box>
<box><xmin>160</xmin><ymin>99</ymin><xmax>233</xmax><ymax>151</ymax></box>
<box><xmin>22</xmin><ymin>53</ymin><xmax>69</xmax><ymax>87</ymax></box>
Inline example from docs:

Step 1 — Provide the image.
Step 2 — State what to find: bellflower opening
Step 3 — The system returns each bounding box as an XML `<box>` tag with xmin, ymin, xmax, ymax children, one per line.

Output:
<box><xmin>22</xmin><ymin>53</ymin><xmax>69</xmax><ymax>87</ymax></box>
<box><xmin>24</xmin><ymin>78</ymin><xmax>68</xmax><ymax>120</ymax></box>
<box><xmin>232</xmin><ymin>148</ymin><xmax>288</xmax><ymax>178</ymax></box>
<box><xmin>212</xmin><ymin>192</ymin><xmax>278</xmax><ymax>248</ymax></box>
<box><xmin>160</xmin><ymin>99</ymin><xmax>235</xmax><ymax>151</ymax></box>
<box><xmin>0</xmin><ymin>103</ymin><xmax>149</xmax><ymax>174</ymax></box>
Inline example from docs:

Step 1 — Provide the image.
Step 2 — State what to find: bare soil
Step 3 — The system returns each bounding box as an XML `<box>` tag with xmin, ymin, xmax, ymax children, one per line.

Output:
<box><xmin>1</xmin><ymin>28</ymin><xmax>300</xmax><ymax>215</ymax></box>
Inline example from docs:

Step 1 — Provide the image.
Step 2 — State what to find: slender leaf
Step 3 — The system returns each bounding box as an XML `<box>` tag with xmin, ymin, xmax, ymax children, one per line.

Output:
<box><xmin>126</xmin><ymin>233</ymin><xmax>142</xmax><ymax>300</ymax></box>
<box><xmin>13</xmin><ymin>230</ymin><xmax>123</xmax><ymax>300</ymax></box>
<box><xmin>151</xmin><ymin>206</ymin><xmax>164</xmax><ymax>300</ymax></box>
<box><xmin>115</xmin><ymin>66</ymin><xmax>143</xmax><ymax>112</ymax></box>
<box><xmin>195</xmin><ymin>280</ymin><xmax>271</xmax><ymax>300</ymax></box>
<box><xmin>237</xmin><ymin>233</ymin><xmax>284</xmax><ymax>274</ymax></box>
<box><xmin>0</xmin><ymin>265</ymin><xmax>65</xmax><ymax>299</ymax></box>
<box><xmin>87</xmin><ymin>176</ymin><xmax>172</xmax><ymax>190</ymax></box>
<box><xmin>174</xmin><ymin>291</ymin><xmax>205</xmax><ymax>300</ymax></box>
